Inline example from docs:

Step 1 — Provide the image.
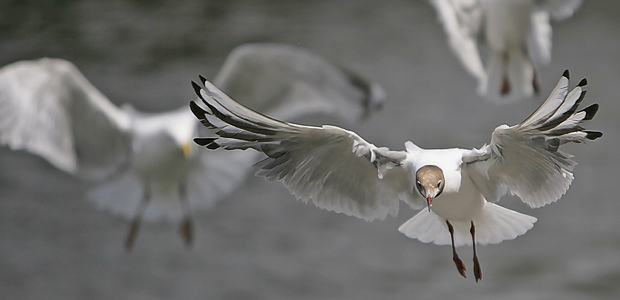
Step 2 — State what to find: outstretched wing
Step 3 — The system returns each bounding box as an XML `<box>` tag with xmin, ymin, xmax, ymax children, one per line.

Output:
<box><xmin>463</xmin><ymin>70</ymin><xmax>602</xmax><ymax>207</ymax></box>
<box><xmin>0</xmin><ymin>58</ymin><xmax>132</xmax><ymax>180</ymax></box>
<box><xmin>188</xmin><ymin>43</ymin><xmax>390</xmax><ymax>216</ymax></box>
<box><xmin>213</xmin><ymin>43</ymin><xmax>385</xmax><ymax>123</ymax></box>
<box><xmin>430</xmin><ymin>0</ymin><xmax>486</xmax><ymax>86</ymax></box>
<box><xmin>190</xmin><ymin>77</ymin><xmax>420</xmax><ymax>221</ymax></box>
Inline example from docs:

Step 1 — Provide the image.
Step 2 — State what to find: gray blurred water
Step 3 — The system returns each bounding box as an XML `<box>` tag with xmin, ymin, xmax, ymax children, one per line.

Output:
<box><xmin>0</xmin><ymin>1</ymin><xmax>619</xmax><ymax>299</ymax></box>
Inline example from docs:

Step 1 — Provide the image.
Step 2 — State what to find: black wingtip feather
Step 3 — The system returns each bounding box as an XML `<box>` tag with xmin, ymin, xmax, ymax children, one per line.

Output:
<box><xmin>578</xmin><ymin>78</ymin><xmax>588</xmax><ymax>87</ymax></box>
<box><xmin>582</xmin><ymin>103</ymin><xmax>599</xmax><ymax>120</ymax></box>
<box><xmin>191</xmin><ymin>81</ymin><xmax>203</xmax><ymax>99</ymax></box>
<box><xmin>198</xmin><ymin>75</ymin><xmax>207</xmax><ymax>85</ymax></box>
<box><xmin>194</xmin><ymin>137</ymin><xmax>220</xmax><ymax>149</ymax></box>
<box><xmin>585</xmin><ymin>131</ymin><xmax>603</xmax><ymax>140</ymax></box>
<box><xmin>189</xmin><ymin>100</ymin><xmax>206</xmax><ymax>119</ymax></box>
<box><xmin>562</xmin><ymin>69</ymin><xmax>570</xmax><ymax>79</ymax></box>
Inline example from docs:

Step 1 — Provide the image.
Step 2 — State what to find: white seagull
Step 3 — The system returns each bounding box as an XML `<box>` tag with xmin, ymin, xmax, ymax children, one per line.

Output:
<box><xmin>0</xmin><ymin>43</ymin><xmax>385</xmax><ymax>250</ymax></box>
<box><xmin>190</xmin><ymin>70</ymin><xmax>601</xmax><ymax>281</ymax></box>
<box><xmin>429</xmin><ymin>0</ymin><xmax>581</xmax><ymax>103</ymax></box>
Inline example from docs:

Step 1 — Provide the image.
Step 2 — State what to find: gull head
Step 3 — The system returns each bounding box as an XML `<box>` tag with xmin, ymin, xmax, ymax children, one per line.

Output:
<box><xmin>415</xmin><ymin>165</ymin><xmax>445</xmax><ymax>212</ymax></box>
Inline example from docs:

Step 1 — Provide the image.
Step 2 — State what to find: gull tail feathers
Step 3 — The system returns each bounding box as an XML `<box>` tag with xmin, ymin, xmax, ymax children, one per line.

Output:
<box><xmin>87</xmin><ymin>173</ymin><xmax>143</xmax><ymax>220</ymax></box>
<box><xmin>470</xmin><ymin>203</ymin><xmax>537</xmax><ymax>245</ymax></box>
<box><xmin>399</xmin><ymin>203</ymin><xmax>536</xmax><ymax>247</ymax></box>
<box><xmin>88</xmin><ymin>173</ymin><xmax>185</xmax><ymax>222</ymax></box>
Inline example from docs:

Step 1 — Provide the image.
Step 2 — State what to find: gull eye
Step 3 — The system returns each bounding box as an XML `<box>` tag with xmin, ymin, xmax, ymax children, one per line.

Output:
<box><xmin>415</xmin><ymin>180</ymin><xmax>425</xmax><ymax>196</ymax></box>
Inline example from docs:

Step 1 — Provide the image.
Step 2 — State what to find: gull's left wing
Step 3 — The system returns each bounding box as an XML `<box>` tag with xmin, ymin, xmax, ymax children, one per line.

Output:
<box><xmin>463</xmin><ymin>70</ymin><xmax>602</xmax><ymax>207</ymax></box>
<box><xmin>190</xmin><ymin>77</ymin><xmax>421</xmax><ymax>221</ymax></box>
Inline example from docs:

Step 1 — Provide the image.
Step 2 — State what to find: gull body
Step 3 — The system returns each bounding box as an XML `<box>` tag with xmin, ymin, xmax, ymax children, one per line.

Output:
<box><xmin>190</xmin><ymin>70</ymin><xmax>601</xmax><ymax>281</ymax></box>
<box><xmin>0</xmin><ymin>43</ymin><xmax>385</xmax><ymax>249</ymax></box>
<box><xmin>430</xmin><ymin>0</ymin><xmax>581</xmax><ymax>102</ymax></box>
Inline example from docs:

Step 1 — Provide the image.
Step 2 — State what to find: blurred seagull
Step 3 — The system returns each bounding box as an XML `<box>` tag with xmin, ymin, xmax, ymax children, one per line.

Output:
<box><xmin>190</xmin><ymin>70</ymin><xmax>601</xmax><ymax>281</ymax></box>
<box><xmin>0</xmin><ymin>43</ymin><xmax>385</xmax><ymax>250</ymax></box>
<box><xmin>429</xmin><ymin>0</ymin><xmax>581</xmax><ymax>103</ymax></box>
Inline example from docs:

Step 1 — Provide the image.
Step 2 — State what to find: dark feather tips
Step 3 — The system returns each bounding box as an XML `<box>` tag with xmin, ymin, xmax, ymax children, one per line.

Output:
<box><xmin>562</xmin><ymin>69</ymin><xmax>570</xmax><ymax>79</ymax></box>
<box><xmin>189</xmin><ymin>101</ymin><xmax>206</xmax><ymax>119</ymax></box>
<box><xmin>585</xmin><ymin>131</ymin><xmax>603</xmax><ymax>140</ymax></box>
<box><xmin>193</xmin><ymin>138</ymin><xmax>220</xmax><ymax>149</ymax></box>
<box><xmin>191</xmin><ymin>81</ymin><xmax>203</xmax><ymax>99</ymax></box>
<box><xmin>582</xmin><ymin>103</ymin><xmax>599</xmax><ymax>120</ymax></box>
<box><xmin>198</xmin><ymin>75</ymin><xmax>208</xmax><ymax>85</ymax></box>
<box><xmin>577</xmin><ymin>78</ymin><xmax>587</xmax><ymax>87</ymax></box>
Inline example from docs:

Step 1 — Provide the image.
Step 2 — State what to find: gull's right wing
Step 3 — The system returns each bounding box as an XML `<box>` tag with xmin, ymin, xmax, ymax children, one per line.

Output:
<box><xmin>190</xmin><ymin>77</ymin><xmax>421</xmax><ymax>221</ymax></box>
<box><xmin>463</xmin><ymin>70</ymin><xmax>602</xmax><ymax>208</ymax></box>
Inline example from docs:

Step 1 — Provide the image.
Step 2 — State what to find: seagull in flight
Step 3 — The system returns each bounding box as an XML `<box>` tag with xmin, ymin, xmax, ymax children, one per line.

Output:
<box><xmin>0</xmin><ymin>43</ymin><xmax>385</xmax><ymax>250</ymax></box>
<box><xmin>190</xmin><ymin>70</ymin><xmax>601</xmax><ymax>281</ymax></box>
<box><xmin>429</xmin><ymin>0</ymin><xmax>581</xmax><ymax>103</ymax></box>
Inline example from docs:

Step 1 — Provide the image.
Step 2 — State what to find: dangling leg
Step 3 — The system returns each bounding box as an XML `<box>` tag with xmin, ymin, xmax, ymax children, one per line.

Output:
<box><xmin>178</xmin><ymin>182</ymin><xmax>193</xmax><ymax>248</ymax></box>
<box><xmin>470</xmin><ymin>221</ymin><xmax>482</xmax><ymax>282</ymax></box>
<box><xmin>446</xmin><ymin>220</ymin><xmax>466</xmax><ymax>278</ymax></box>
<box><xmin>125</xmin><ymin>184</ymin><xmax>150</xmax><ymax>251</ymax></box>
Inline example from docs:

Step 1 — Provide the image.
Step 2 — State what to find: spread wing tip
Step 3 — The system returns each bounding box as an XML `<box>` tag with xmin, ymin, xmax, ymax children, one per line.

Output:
<box><xmin>562</xmin><ymin>69</ymin><xmax>570</xmax><ymax>79</ymax></box>
<box><xmin>585</xmin><ymin>131</ymin><xmax>603</xmax><ymax>140</ymax></box>
<box><xmin>577</xmin><ymin>78</ymin><xmax>587</xmax><ymax>87</ymax></box>
<box><xmin>191</xmin><ymin>80</ymin><xmax>204</xmax><ymax>100</ymax></box>
<box><xmin>198</xmin><ymin>75</ymin><xmax>208</xmax><ymax>85</ymax></box>
<box><xmin>193</xmin><ymin>137</ymin><xmax>220</xmax><ymax>149</ymax></box>
<box><xmin>189</xmin><ymin>100</ymin><xmax>205</xmax><ymax>118</ymax></box>
<box><xmin>581</xmin><ymin>103</ymin><xmax>598</xmax><ymax>120</ymax></box>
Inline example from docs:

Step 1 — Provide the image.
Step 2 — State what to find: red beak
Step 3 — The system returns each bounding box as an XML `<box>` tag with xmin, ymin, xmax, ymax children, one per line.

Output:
<box><xmin>426</xmin><ymin>196</ymin><xmax>433</xmax><ymax>212</ymax></box>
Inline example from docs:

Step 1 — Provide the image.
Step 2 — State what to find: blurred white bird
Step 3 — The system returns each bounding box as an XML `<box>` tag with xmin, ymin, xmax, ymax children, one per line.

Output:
<box><xmin>429</xmin><ymin>0</ymin><xmax>581</xmax><ymax>103</ymax></box>
<box><xmin>190</xmin><ymin>70</ymin><xmax>600</xmax><ymax>281</ymax></box>
<box><xmin>0</xmin><ymin>43</ymin><xmax>385</xmax><ymax>250</ymax></box>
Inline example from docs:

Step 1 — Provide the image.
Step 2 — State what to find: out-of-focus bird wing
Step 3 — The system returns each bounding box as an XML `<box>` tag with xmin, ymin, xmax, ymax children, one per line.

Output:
<box><xmin>463</xmin><ymin>70</ymin><xmax>601</xmax><ymax>207</ymax></box>
<box><xmin>429</xmin><ymin>0</ymin><xmax>486</xmax><ymax>85</ymax></box>
<box><xmin>528</xmin><ymin>9</ymin><xmax>553</xmax><ymax>66</ymax></box>
<box><xmin>528</xmin><ymin>0</ymin><xmax>581</xmax><ymax>65</ymax></box>
<box><xmin>212</xmin><ymin>43</ymin><xmax>385</xmax><ymax>123</ymax></box>
<box><xmin>535</xmin><ymin>0</ymin><xmax>582</xmax><ymax>20</ymax></box>
<box><xmin>0</xmin><ymin>58</ymin><xmax>132</xmax><ymax>180</ymax></box>
<box><xmin>190</xmin><ymin>78</ymin><xmax>421</xmax><ymax>221</ymax></box>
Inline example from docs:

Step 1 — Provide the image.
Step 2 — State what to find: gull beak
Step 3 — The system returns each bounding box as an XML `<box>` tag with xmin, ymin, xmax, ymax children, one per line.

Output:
<box><xmin>426</xmin><ymin>196</ymin><xmax>433</xmax><ymax>212</ymax></box>
<box><xmin>181</xmin><ymin>142</ymin><xmax>193</xmax><ymax>157</ymax></box>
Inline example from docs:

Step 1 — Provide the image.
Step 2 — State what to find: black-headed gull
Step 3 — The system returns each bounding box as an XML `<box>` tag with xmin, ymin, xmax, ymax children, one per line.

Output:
<box><xmin>190</xmin><ymin>70</ymin><xmax>601</xmax><ymax>281</ymax></box>
<box><xmin>0</xmin><ymin>43</ymin><xmax>385</xmax><ymax>250</ymax></box>
<box><xmin>429</xmin><ymin>0</ymin><xmax>581</xmax><ymax>103</ymax></box>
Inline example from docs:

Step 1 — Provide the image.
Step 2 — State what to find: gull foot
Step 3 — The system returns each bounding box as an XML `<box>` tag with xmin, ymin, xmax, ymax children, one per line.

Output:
<box><xmin>179</xmin><ymin>218</ymin><xmax>193</xmax><ymax>248</ymax></box>
<box><xmin>453</xmin><ymin>254</ymin><xmax>467</xmax><ymax>278</ymax></box>
<box><xmin>473</xmin><ymin>256</ymin><xmax>482</xmax><ymax>282</ymax></box>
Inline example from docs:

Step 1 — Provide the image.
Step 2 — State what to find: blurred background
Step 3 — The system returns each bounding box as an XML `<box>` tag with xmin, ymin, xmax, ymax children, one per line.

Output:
<box><xmin>0</xmin><ymin>0</ymin><xmax>618</xmax><ymax>299</ymax></box>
